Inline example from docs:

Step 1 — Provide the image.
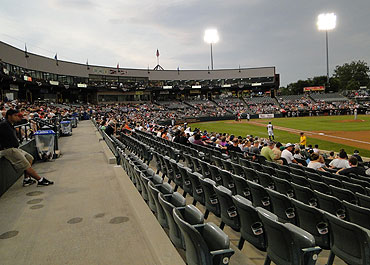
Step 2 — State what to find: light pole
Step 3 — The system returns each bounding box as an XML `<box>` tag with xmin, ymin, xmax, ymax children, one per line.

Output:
<box><xmin>317</xmin><ymin>13</ymin><xmax>336</xmax><ymax>86</ymax></box>
<box><xmin>204</xmin><ymin>29</ymin><xmax>219</xmax><ymax>70</ymax></box>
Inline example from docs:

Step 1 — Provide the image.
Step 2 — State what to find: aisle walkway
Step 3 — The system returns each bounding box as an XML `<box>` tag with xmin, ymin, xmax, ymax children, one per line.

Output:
<box><xmin>0</xmin><ymin>121</ymin><xmax>183</xmax><ymax>265</ymax></box>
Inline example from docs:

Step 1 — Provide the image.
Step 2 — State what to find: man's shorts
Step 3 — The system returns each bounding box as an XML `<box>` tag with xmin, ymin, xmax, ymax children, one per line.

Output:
<box><xmin>0</xmin><ymin>148</ymin><xmax>34</xmax><ymax>171</ymax></box>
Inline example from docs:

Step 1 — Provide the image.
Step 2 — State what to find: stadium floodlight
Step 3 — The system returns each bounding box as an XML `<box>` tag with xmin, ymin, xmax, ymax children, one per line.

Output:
<box><xmin>317</xmin><ymin>13</ymin><xmax>336</xmax><ymax>86</ymax></box>
<box><xmin>204</xmin><ymin>29</ymin><xmax>219</xmax><ymax>70</ymax></box>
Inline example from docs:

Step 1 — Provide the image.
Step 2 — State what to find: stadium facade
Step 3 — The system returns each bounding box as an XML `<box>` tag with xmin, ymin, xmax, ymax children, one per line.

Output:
<box><xmin>0</xmin><ymin>41</ymin><xmax>279</xmax><ymax>103</ymax></box>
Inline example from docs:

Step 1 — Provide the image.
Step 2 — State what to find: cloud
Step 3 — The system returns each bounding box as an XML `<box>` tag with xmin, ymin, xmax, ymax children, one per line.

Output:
<box><xmin>0</xmin><ymin>0</ymin><xmax>369</xmax><ymax>86</ymax></box>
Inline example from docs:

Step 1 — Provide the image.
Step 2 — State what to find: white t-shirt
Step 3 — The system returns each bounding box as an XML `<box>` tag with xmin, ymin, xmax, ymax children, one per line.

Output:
<box><xmin>308</xmin><ymin>161</ymin><xmax>325</xmax><ymax>170</ymax></box>
<box><xmin>329</xmin><ymin>159</ymin><xmax>350</xmax><ymax>169</ymax></box>
<box><xmin>281</xmin><ymin>149</ymin><xmax>295</xmax><ymax>164</ymax></box>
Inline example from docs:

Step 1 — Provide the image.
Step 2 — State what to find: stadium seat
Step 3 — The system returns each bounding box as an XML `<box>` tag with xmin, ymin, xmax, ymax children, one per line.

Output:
<box><xmin>219</xmin><ymin>170</ymin><xmax>236</xmax><ymax>194</ymax></box>
<box><xmin>291</xmin><ymin>199</ymin><xmax>330</xmax><ymax>250</ymax></box>
<box><xmin>256</xmin><ymin>171</ymin><xmax>275</xmax><ymax>189</ymax></box>
<box><xmin>213</xmin><ymin>185</ymin><xmax>240</xmax><ymax>231</ymax></box>
<box><xmin>231</xmin><ymin>174</ymin><xmax>252</xmax><ymax>200</ymax></box>
<box><xmin>324</xmin><ymin>212</ymin><xmax>370</xmax><ymax>265</ymax></box>
<box><xmin>343</xmin><ymin>201</ymin><xmax>370</xmax><ymax>230</ymax></box>
<box><xmin>250</xmin><ymin>161</ymin><xmax>264</xmax><ymax>172</ymax></box>
<box><xmin>158</xmin><ymin>192</ymin><xmax>186</xmax><ymax>248</ymax></box>
<box><xmin>178</xmin><ymin>165</ymin><xmax>193</xmax><ymax>197</ymax></box>
<box><xmin>187</xmin><ymin>171</ymin><xmax>205</xmax><ymax>206</ymax></box>
<box><xmin>271</xmin><ymin>176</ymin><xmax>294</xmax><ymax>198</ymax></box>
<box><xmin>266</xmin><ymin>189</ymin><xmax>297</xmax><ymax>224</ymax></box>
<box><xmin>207</xmin><ymin>164</ymin><xmax>223</xmax><ymax>185</ymax></box>
<box><xmin>261</xmin><ymin>164</ymin><xmax>276</xmax><ymax>176</ymax></box>
<box><xmin>231</xmin><ymin>162</ymin><xmax>245</xmax><ymax>178</ymax></box>
<box><xmin>199</xmin><ymin>161</ymin><xmax>212</xmax><ymax>179</ymax></box>
<box><xmin>320</xmin><ymin>176</ymin><xmax>342</xmax><ymax>188</ymax></box>
<box><xmin>173</xmin><ymin>206</ymin><xmax>235</xmax><ymax>265</ymax></box>
<box><xmin>148</xmin><ymin>181</ymin><xmax>173</xmax><ymax>227</ymax></box>
<box><xmin>247</xmin><ymin>180</ymin><xmax>272</xmax><ymax>211</ymax></box>
<box><xmin>198</xmin><ymin>178</ymin><xmax>220</xmax><ymax>219</ymax></box>
<box><xmin>307</xmin><ymin>179</ymin><xmax>331</xmax><ymax>194</ymax></box>
<box><xmin>314</xmin><ymin>191</ymin><xmax>345</xmax><ymax>218</ymax></box>
<box><xmin>242</xmin><ymin>167</ymin><xmax>259</xmax><ymax>182</ymax></box>
<box><xmin>232</xmin><ymin>195</ymin><xmax>267</xmax><ymax>251</ymax></box>
<box><xmin>275</xmin><ymin>163</ymin><xmax>291</xmax><ymax>173</ymax></box>
<box><xmin>289</xmin><ymin>167</ymin><xmax>306</xmax><ymax>177</ymax></box>
<box><xmin>291</xmin><ymin>183</ymin><xmax>318</xmax><ymax>206</ymax></box>
<box><xmin>342</xmin><ymin>180</ymin><xmax>367</xmax><ymax>195</ymax></box>
<box><xmin>275</xmin><ymin>169</ymin><xmax>292</xmax><ymax>181</ymax></box>
<box><xmin>291</xmin><ymin>173</ymin><xmax>310</xmax><ymax>187</ymax></box>
<box><xmin>257</xmin><ymin>207</ymin><xmax>322</xmax><ymax>265</ymax></box>
<box><xmin>305</xmin><ymin>172</ymin><xmax>322</xmax><ymax>182</ymax></box>
<box><xmin>329</xmin><ymin>185</ymin><xmax>357</xmax><ymax>204</ymax></box>
<box><xmin>356</xmin><ymin>192</ymin><xmax>370</xmax><ymax>208</ymax></box>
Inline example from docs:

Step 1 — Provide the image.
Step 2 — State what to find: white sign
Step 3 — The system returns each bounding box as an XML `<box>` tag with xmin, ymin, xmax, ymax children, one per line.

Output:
<box><xmin>259</xmin><ymin>114</ymin><xmax>274</xmax><ymax>119</ymax></box>
<box><xmin>49</xmin><ymin>80</ymin><xmax>59</xmax><ymax>86</ymax></box>
<box><xmin>77</xmin><ymin>83</ymin><xmax>87</xmax><ymax>88</ymax></box>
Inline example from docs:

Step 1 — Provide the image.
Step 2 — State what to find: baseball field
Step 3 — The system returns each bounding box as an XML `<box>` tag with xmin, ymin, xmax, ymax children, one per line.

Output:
<box><xmin>190</xmin><ymin>115</ymin><xmax>370</xmax><ymax>158</ymax></box>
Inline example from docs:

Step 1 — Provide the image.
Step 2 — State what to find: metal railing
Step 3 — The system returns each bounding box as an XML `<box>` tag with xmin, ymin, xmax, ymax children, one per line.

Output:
<box><xmin>14</xmin><ymin>122</ymin><xmax>34</xmax><ymax>144</ymax></box>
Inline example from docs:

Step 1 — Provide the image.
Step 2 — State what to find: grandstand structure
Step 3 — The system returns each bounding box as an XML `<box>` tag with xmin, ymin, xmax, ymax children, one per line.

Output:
<box><xmin>0</xmin><ymin>41</ymin><xmax>279</xmax><ymax>104</ymax></box>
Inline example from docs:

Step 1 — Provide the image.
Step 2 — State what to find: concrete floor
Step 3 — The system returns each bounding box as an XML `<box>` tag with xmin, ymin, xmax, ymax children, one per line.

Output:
<box><xmin>0</xmin><ymin>121</ymin><xmax>183</xmax><ymax>265</ymax></box>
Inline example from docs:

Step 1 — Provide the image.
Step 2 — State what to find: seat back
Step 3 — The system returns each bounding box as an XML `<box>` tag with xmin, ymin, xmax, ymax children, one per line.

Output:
<box><xmin>356</xmin><ymin>192</ymin><xmax>370</xmax><ymax>208</ymax></box>
<box><xmin>324</xmin><ymin>212</ymin><xmax>370</xmax><ymax>265</ymax></box>
<box><xmin>247</xmin><ymin>180</ymin><xmax>272</xmax><ymax>211</ymax></box>
<box><xmin>267</xmin><ymin>189</ymin><xmax>297</xmax><ymax>224</ymax></box>
<box><xmin>343</xmin><ymin>201</ymin><xmax>370</xmax><ymax>230</ymax></box>
<box><xmin>219</xmin><ymin>170</ymin><xmax>236</xmax><ymax>194</ymax></box>
<box><xmin>148</xmin><ymin>181</ymin><xmax>173</xmax><ymax>227</ymax></box>
<box><xmin>342</xmin><ymin>181</ymin><xmax>366</xmax><ymax>195</ymax></box>
<box><xmin>314</xmin><ymin>190</ymin><xmax>345</xmax><ymax>218</ymax></box>
<box><xmin>173</xmin><ymin>206</ymin><xmax>210</xmax><ymax>265</ymax></box>
<box><xmin>307</xmin><ymin>179</ymin><xmax>330</xmax><ymax>194</ymax></box>
<box><xmin>256</xmin><ymin>171</ymin><xmax>275</xmax><ymax>189</ymax></box>
<box><xmin>257</xmin><ymin>207</ymin><xmax>320</xmax><ymax>265</ymax></box>
<box><xmin>271</xmin><ymin>176</ymin><xmax>294</xmax><ymax>198</ymax></box>
<box><xmin>199</xmin><ymin>178</ymin><xmax>220</xmax><ymax>217</ymax></box>
<box><xmin>275</xmin><ymin>169</ymin><xmax>292</xmax><ymax>181</ymax></box>
<box><xmin>213</xmin><ymin>185</ymin><xmax>240</xmax><ymax>231</ymax></box>
<box><xmin>291</xmin><ymin>173</ymin><xmax>310</xmax><ymax>187</ymax></box>
<box><xmin>187</xmin><ymin>171</ymin><xmax>205</xmax><ymax>205</ymax></box>
<box><xmin>231</xmin><ymin>174</ymin><xmax>252</xmax><ymax>200</ymax></box>
<box><xmin>291</xmin><ymin>198</ymin><xmax>330</xmax><ymax>250</ymax></box>
<box><xmin>158</xmin><ymin>192</ymin><xmax>186</xmax><ymax>248</ymax></box>
<box><xmin>291</xmin><ymin>182</ymin><xmax>317</xmax><ymax>206</ymax></box>
<box><xmin>329</xmin><ymin>185</ymin><xmax>357</xmax><ymax>204</ymax></box>
<box><xmin>242</xmin><ymin>167</ymin><xmax>258</xmax><ymax>182</ymax></box>
<box><xmin>232</xmin><ymin>195</ymin><xmax>266</xmax><ymax>251</ymax></box>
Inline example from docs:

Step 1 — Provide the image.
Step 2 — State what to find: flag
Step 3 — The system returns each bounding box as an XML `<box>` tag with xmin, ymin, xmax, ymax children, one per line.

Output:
<box><xmin>117</xmin><ymin>62</ymin><xmax>120</xmax><ymax>72</ymax></box>
<box><xmin>86</xmin><ymin>59</ymin><xmax>89</xmax><ymax>69</ymax></box>
<box><xmin>177</xmin><ymin>66</ymin><xmax>180</xmax><ymax>74</ymax></box>
<box><xmin>156</xmin><ymin>49</ymin><xmax>160</xmax><ymax>57</ymax></box>
<box><xmin>25</xmin><ymin>43</ymin><xmax>29</xmax><ymax>58</ymax></box>
<box><xmin>54</xmin><ymin>53</ymin><xmax>58</xmax><ymax>65</ymax></box>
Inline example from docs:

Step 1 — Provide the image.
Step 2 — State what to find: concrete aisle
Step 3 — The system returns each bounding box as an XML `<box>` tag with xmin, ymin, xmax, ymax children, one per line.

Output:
<box><xmin>0</xmin><ymin>121</ymin><xmax>183</xmax><ymax>265</ymax></box>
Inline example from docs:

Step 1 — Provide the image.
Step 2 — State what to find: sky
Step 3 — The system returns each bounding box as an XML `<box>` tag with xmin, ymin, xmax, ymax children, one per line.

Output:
<box><xmin>0</xmin><ymin>0</ymin><xmax>369</xmax><ymax>86</ymax></box>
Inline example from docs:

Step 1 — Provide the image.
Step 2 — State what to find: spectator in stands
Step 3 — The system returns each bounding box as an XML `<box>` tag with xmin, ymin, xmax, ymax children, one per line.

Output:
<box><xmin>299</xmin><ymin>132</ymin><xmax>307</xmax><ymax>148</ymax></box>
<box><xmin>336</xmin><ymin>156</ymin><xmax>366</xmax><ymax>176</ymax></box>
<box><xmin>313</xmin><ymin>144</ymin><xmax>320</xmax><ymax>154</ymax></box>
<box><xmin>261</xmin><ymin>141</ymin><xmax>276</xmax><ymax>161</ymax></box>
<box><xmin>227</xmin><ymin>138</ymin><xmax>242</xmax><ymax>153</ymax></box>
<box><xmin>104</xmin><ymin>120</ymin><xmax>115</xmax><ymax>136</ymax></box>
<box><xmin>0</xmin><ymin>109</ymin><xmax>54</xmax><ymax>186</ymax></box>
<box><xmin>281</xmin><ymin>143</ymin><xmax>300</xmax><ymax>164</ymax></box>
<box><xmin>329</xmin><ymin>151</ymin><xmax>350</xmax><ymax>169</ymax></box>
<box><xmin>307</xmin><ymin>153</ymin><xmax>326</xmax><ymax>171</ymax></box>
<box><xmin>327</xmin><ymin>151</ymin><xmax>335</xmax><ymax>160</ymax></box>
<box><xmin>193</xmin><ymin>134</ymin><xmax>205</xmax><ymax>146</ymax></box>
<box><xmin>293</xmin><ymin>149</ymin><xmax>303</xmax><ymax>159</ymax></box>
<box><xmin>272</xmin><ymin>142</ymin><xmax>283</xmax><ymax>165</ymax></box>
<box><xmin>352</xmin><ymin>150</ymin><xmax>363</xmax><ymax>163</ymax></box>
<box><xmin>250</xmin><ymin>141</ymin><xmax>260</xmax><ymax>154</ymax></box>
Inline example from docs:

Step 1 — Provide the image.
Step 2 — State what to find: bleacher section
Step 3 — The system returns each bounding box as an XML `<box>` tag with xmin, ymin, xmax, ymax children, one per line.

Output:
<box><xmin>310</xmin><ymin>93</ymin><xmax>349</xmax><ymax>102</ymax></box>
<box><xmin>97</xmin><ymin>122</ymin><xmax>370</xmax><ymax>265</ymax></box>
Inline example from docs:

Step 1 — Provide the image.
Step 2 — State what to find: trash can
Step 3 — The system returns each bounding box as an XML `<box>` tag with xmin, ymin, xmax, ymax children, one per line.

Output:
<box><xmin>60</xmin><ymin>121</ymin><xmax>72</xmax><ymax>136</ymax></box>
<box><xmin>69</xmin><ymin>117</ymin><xmax>77</xmax><ymax>128</ymax></box>
<box><xmin>35</xmin><ymin>130</ymin><xmax>55</xmax><ymax>161</ymax></box>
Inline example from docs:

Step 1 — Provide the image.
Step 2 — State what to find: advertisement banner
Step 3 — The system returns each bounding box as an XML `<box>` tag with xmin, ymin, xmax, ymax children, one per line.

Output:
<box><xmin>259</xmin><ymin>114</ymin><xmax>274</xmax><ymax>119</ymax></box>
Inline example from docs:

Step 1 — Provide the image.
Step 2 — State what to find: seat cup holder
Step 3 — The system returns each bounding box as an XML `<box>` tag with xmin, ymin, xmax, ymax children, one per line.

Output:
<box><xmin>285</xmin><ymin>208</ymin><xmax>296</xmax><ymax>219</ymax></box>
<box><xmin>210</xmin><ymin>197</ymin><xmax>219</xmax><ymax>205</ymax></box>
<box><xmin>175</xmin><ymin>174</ymin><xmax>181</xmax><ymax>179</ymax></box>
<box><xmin>336</xmin><ymin>209</ymin><xmax>346</xmax><ymax>219</ymax></box>
<box><xmin>251</xmin><ymin>222</ymin><xmax>264</xmax><ymax>236</ymax></box>
<box><xmin>287</xmin><ymin>190</ymin><xmax>294</xmax><ymax>198</ymax></box>
<box><xmin>262</xmin><ymin>197</ymin><xmax>270</xmax><ymax>206</ymax></box>
<box><xmin>227</xmin><ymin>206</ymin><xmax>238</xmax><ymax>218</ymax></box>
<box><xmin>308</xmin><ymin>198</ymin><xmax>318</xmax><ymax>207</ymax></box>
<box><xmin>184</xmin><ymin>180</ymin><xmax>191</xmax><ymax>186</ymax></box>
<box><xmin>243</xmin><ymin>189</ymin><xmax>251</xmax><ymax>197</ymax></box>
<box><xmin>228</xmin><ymin>183</ymin><xmax>235</xmax><ymax>189</ymax></box>
<box><xmin>316</xmin><ymin>222</ymin><xmax>329</xmax><ymax>235</ymax></box>
<box><xmin>195</xmin><ymin>187</ymin><xmax>203</xmax><ymax>194</ymax></box>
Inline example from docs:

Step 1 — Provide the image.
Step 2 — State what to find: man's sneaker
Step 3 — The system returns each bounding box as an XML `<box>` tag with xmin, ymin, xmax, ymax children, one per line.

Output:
<box><xmin>23</xmin><ymin>178</ymin><xmax>36</xmax><ymax>187</ymax></box>
<box><xmin>37</xmin><ymin>178</ymin><xmax>54</xmax><ymax>186</ymax></box>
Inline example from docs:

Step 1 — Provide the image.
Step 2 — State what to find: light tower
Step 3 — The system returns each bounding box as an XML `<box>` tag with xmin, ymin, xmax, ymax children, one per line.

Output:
<box><xmin>317</xmin><ymin>13</ymin><xmax>337</xmax><ymax>86</ymax></box>
<box><xmin>204</xmin><ymin>29</ymin><xmax>219</xmax><ymax>70</ymax></box>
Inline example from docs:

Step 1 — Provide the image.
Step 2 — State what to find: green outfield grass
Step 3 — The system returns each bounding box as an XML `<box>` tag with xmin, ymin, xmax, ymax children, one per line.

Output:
<box><xmin>190</xmin><ymin>115</ymin><xmax>370</xmax><ymax>158</ymax></box>
<box><xmin>254</xmin><ymin>115</ymin><xmax>370</xmax><ymax>131</ymax></box>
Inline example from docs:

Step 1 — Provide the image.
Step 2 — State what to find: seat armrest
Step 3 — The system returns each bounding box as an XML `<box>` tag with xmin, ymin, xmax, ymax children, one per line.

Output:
<box><xmin>210</xmin><ymin>248</ymin><xmax>235</xmax><ymax>265</ymax></box>
<box><xmin>285</xmin><ymin>223</ymin><xmax>316</xmax><ymax>248</ymax></box>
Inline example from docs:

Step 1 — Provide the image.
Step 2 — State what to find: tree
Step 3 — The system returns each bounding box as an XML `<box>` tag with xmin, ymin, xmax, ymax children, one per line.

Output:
<box><xmin>333</xmin><ymin>60</ymin><xmax>370</xmax><ymax>91</ymax></box>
